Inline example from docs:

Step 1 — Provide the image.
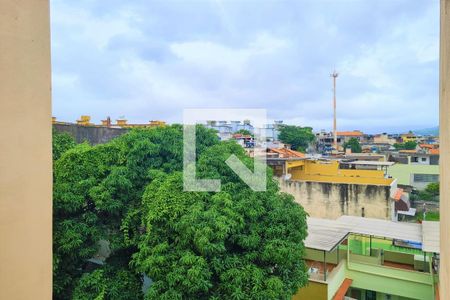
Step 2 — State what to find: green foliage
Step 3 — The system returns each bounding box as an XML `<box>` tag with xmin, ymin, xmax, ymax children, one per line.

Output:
<box><xmin>234</xmin><ymin>129</ymin><xmax>252</xmax><ymax>136</ymax></box>
<box><xmin>133</xmin><ymin>142</ymin><xmax>308</xmax><ymax>299</ymax></box>
<box><xmin>53</xmin><ymin>125</ymin><xmax>219</xmax><ymax>299</ymax></box>
<box><xmin>416</xmin><ymin>182</ymin><xmax>440</xmax><ymax>202</ymax></box>
<box><xmin>277</xmin><ymin>125</ymin><xmax>315</xmax><ymax>152</ymax></box>
<box><xmin>72</xmin><ymin>266</ymin><xmax>143</xmax><ymax>300</ymax></box>
<box><xmin>416</xmin><ymin>211</ymin><xmax>440</xmax><ymax>222</ymax></box>
<box><xmin>425</xmin><ymin>182</ymin><xmax>439</xmax><ymax>196</ymax></box>
<box><xmin>53</xmin><ymin>130</ymin><xmax>76</xmax><ymax>161</ymax></box>
<box><xmin>393</xmin><ymin>141</ymin><xmax>417</xmax><ymax>150</ymax></box>
<box><xmin>343</xmin><ymin>138</ymin><xmax>362</xmax><ymax>153</ymax></box>
<box><xmin>54</xmin><ymin>125</ymin><xmax>308</xmax><ymax>299</ymax></box>
<box><xmin>404</xmin><ymin>141</ymin><xmax>418</xmax><ymax>150</ymax></box>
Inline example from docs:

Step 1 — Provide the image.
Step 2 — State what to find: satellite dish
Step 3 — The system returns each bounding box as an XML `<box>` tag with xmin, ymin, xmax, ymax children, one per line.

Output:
<box><xmin>283</xmin><ymin>173</ymin><xmax>292</xmax><ymax>181</ymax></box>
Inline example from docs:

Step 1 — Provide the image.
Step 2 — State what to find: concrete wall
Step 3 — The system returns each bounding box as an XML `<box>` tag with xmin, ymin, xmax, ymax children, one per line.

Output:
<box><xmin>53</xmin><ymin>123</ymin><xmax>128</xmax><ymax>144</ymax></box>
<box><xmin>279</xmin><ymin>179</ymin><xmax>392</xmax><ymax>220</ymax></box>
<box><xmin>0</xmin><ymin>1</ymin><xmax>52</xmax><ymax>298</ymax></box>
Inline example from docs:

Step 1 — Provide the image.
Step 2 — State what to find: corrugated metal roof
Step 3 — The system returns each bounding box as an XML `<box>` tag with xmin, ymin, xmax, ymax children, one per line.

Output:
<box><xmin>305</xmin><ymin>218</ymin><xmax>349</xmax><ymax>251</ymax></box>
<box><xmin>306</xmin><ymin>216</ymin><xmax>426</xmax><ymax>252</ymax></box>
<box><xmin>337</xmin><ymin>215</ymin><xmax>422</xmax><ymax>244</ymax></box>
<box><xmin>422</xmin><ymin>221</ymin><xmax>440</xmax><ymax>253</ymax></box>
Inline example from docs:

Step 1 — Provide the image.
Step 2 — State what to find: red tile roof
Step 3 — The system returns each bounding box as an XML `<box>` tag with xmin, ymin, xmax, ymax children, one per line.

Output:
<box><xmin>333</xmin><ymin>278</ymin><xmax>353</xmax><ymax>300</ymax></box>
<box><xmin>393</xmin><ymin>188</ymin><xmax>404</xmax><ymax>201</ymax></box>
<box><xmin>233</xmin><ymin>134</ymin><xmax>252</xmax><ymax>139</ymax></box>
<box><xmin>429</xmin><ymin>149</ymin><xmax>440</xmax><ymax>155</ymax></box>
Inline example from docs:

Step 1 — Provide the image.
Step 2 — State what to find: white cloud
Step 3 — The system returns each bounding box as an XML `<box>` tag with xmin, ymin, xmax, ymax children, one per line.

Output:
<box><xmin>50</xmin><ymin>0</ymin><xmax>439</xmax><ymax>133</ymax></box>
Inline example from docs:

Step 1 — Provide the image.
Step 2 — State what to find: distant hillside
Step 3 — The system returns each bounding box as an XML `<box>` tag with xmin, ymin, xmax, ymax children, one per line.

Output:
<box><xmin>413</xmin><ymin>126</ymin><xmax>439</xmax><ymax>136</ymax></box>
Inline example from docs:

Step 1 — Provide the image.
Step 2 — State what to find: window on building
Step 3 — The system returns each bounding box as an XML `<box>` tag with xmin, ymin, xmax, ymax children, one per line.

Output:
<box><xmin>421</xmin><ymin>157</ymin><xmax>427</xmax><ymax>162</ymax></box>
<box><xmin>411</xmin><ymin>156</ymin><xmax>419</xmax><ymax>162</ymax></box>
<box><xmin>413</xmin><ymin>174</ymin><xmax>439</xmax><ymax>182</ymax></box>
<box><xmin>366</xmin><ymin>290</ymin><xmax>377</xmax><ymax>300</ymax></box>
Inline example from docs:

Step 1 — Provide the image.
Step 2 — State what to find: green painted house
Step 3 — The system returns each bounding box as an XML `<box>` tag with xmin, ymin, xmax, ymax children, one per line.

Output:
<box><xmin>294</xmin><ymin>216</ymin><xmax>439</xmax><ymax>300</ymax></box>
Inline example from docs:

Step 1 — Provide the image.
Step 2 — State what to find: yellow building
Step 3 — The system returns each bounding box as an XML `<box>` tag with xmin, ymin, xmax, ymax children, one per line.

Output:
<box><xmin>59</xmin><ymin>116</ymin><xmax>167</xmax><ymax>128</ymax></box>
<box><xmin>280</xmin><ymin>159</ymin><xmax>398</xmax><ymax>220</ymax></box>
<box><xmin>114</xmin><ymin>118</ymin><xmax>166</xmax><ymax>128</ymax></box>
<box><xmin>76</xmin><ymin>115</ymin><xmax>93</xmax><ymax>126</ymax></box>
<box><xmin>401</xmin><ymin>131</ymin><xmax>417</xmax><ymax>143</ymax></box>
<box><xmin>285</xmin><ymin>159</ymin><xmax>394</xmax><ymax>186</ymax></box>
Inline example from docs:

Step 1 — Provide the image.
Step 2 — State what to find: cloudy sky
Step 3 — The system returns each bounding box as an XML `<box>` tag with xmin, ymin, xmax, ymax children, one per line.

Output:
<box><xmin>51</xmin><ymin>0</ymin><xmax>439</xmax><ymax>133</ymax></box>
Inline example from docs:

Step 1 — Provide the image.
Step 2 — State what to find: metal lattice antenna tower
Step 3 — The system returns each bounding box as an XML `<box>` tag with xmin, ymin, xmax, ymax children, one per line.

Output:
<box><xmin>330</xmin><ymin>70</ymin><xmax>339</xmax><ymax>150</ymax></box>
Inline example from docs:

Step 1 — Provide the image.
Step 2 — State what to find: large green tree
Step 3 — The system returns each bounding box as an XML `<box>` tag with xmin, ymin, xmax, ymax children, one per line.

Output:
<box><xmin>393</xmin><ymin>141</ymin><xmax>417</xmax><ymax>150</ymax></box>
<box><xmin>53</xmin><ymin>125</ymin><xmax>308</xmax><ymax>299</ymax></box>
<box><xmin>277</xmin><ymin>125</ymin><xmax>315</xmax><ymax>152</ymax></box>
<box><xmin>133</xmin><ymin>142</ymin><xmax>308</xmax><ymax>299</ymax></box>
<box><xmin>234</xmin><ymin>129</ymin><xmax>253</xmax><ymax>136</ymax></box>
<box><xmin>343</xmin><ymin>137</ymin><xmax>362</xmax><ymax>153</ymax></box>
<box><xmin>53</xmin><ymin>125</ymin><xmax>219</xmax><ymax>299</ymax></box>
<box><xmin>53</xmin><ymin>130</ymin><xmax>76</xmax><ymax>161</ymax></box>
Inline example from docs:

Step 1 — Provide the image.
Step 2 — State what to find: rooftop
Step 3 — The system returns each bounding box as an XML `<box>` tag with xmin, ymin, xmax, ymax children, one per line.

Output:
<box><xmin>337</xmin><ymin>131</ymin><xmax>364</xmax><ymax>137</ymax></box>
<box><xmin>305</xmin><ymin>216</ymin><xmax>439</xmax><ymax>253</ymax></box>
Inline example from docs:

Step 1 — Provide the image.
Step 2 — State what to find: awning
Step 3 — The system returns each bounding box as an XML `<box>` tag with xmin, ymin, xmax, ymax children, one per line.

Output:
<box><xmin>305</xmin><ymin>218</ymin><xmax>349</xmax><ymax>252</ymax></box>
<box><xmin>337</xmin><ymin>215</ymin><xmax>422</xmax><ymax>244</ymax></box>
<box><xmin>306</xmin><ymin>216</ymin><xmax>439</xmax><ymax>253</ymax></box>
<box><xmin>306</xmin><ymin>215</ymin><xmax>424</xmax><ymax>252</ymax></box>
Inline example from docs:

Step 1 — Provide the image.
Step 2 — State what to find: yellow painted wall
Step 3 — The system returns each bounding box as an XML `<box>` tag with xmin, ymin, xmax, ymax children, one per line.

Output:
<box><xmin>292</xmin><ymin>280</ymin><xmax>328</xmax><ymax>300</ymax></box>
<box><xmin>286</xmin><ymin>160</ymin><xmax>393</xmax><ymax>186</ymax></box>
<box><xmin>401</xmin><ymin>135</ymin><xmax>417</xmax><ymax>143</ymax></box>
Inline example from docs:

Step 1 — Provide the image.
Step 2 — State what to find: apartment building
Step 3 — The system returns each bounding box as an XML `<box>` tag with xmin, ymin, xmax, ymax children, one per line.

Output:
<box><xmin>279</xmin><ymin>159</ymin><xmax>401</xmax><ymax>220</ymax></box>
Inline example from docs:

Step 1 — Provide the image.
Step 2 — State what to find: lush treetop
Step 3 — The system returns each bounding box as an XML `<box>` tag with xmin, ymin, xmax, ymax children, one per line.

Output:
<box><xmin>343</xmin><ymin>137</ymin><xmax>362</xmax><ymax>153</ymax></box>
<box><xmin>277</xmin><ymin>125</ymin><xmax>315</xmax><ymax>152</ymax></box>
<box><xmin>234</xmin><ymin>129</ymin><xmax>253</xmax><ymax>136</ymax></box>
<box><xmin>133</xmin><ymin>142</ymin><xmax>308</xmax><ymax>299</ymax></box>
<box><xmin>53</xmin><ymin>125</ymin><xmax>308</xmax><ymax>300</ymax></box>
<box><xmin>393</xmin><ymin>141</ymin><xmax>417</xmax><ymax>150</ymax></box>
<box><xmin>53</xmin><ymin>130</ymin><xmax>76</xmax><ymax>161</ymax></box>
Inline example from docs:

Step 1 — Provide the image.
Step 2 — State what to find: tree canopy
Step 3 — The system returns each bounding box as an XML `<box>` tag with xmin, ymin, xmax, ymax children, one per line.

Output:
<box><xmin>416</xmin><ymin>182</ymin><xmax>440</xmax><ymax>202</ymax></box>
<box><xmin>53</xmin><ymin>130</ymin><xmax>76</xmax><ymax>161</ymax></box>
<box><xmin>53</xmin><ymin>125</ymin><xmax>308</xmax><ymax>299</ymax></box>
<box><xmin>277</xmin><ymin>125</ymin><xmax>315</xmax><ymax>152</ymax></box>
<box><xmin>393</xmin><ymin>141</ymin><xmax>417</xmax><ymax>150</ymax></box>
<box><xmin>234</xmin><ymin>129</ymin><xmax>253</xmax><ymax>136</ymax></box>
<box><xmin>343</xmin><ymin>137</ymin><xmax>362</xmax><ymax>153</ymax></box>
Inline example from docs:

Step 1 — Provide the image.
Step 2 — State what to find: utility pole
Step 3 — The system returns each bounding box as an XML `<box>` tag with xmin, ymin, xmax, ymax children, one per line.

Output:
<box><xmin>331</xmin><ymin>70</ymin><xmax>339</xmax><ymax>150</ymax></box>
